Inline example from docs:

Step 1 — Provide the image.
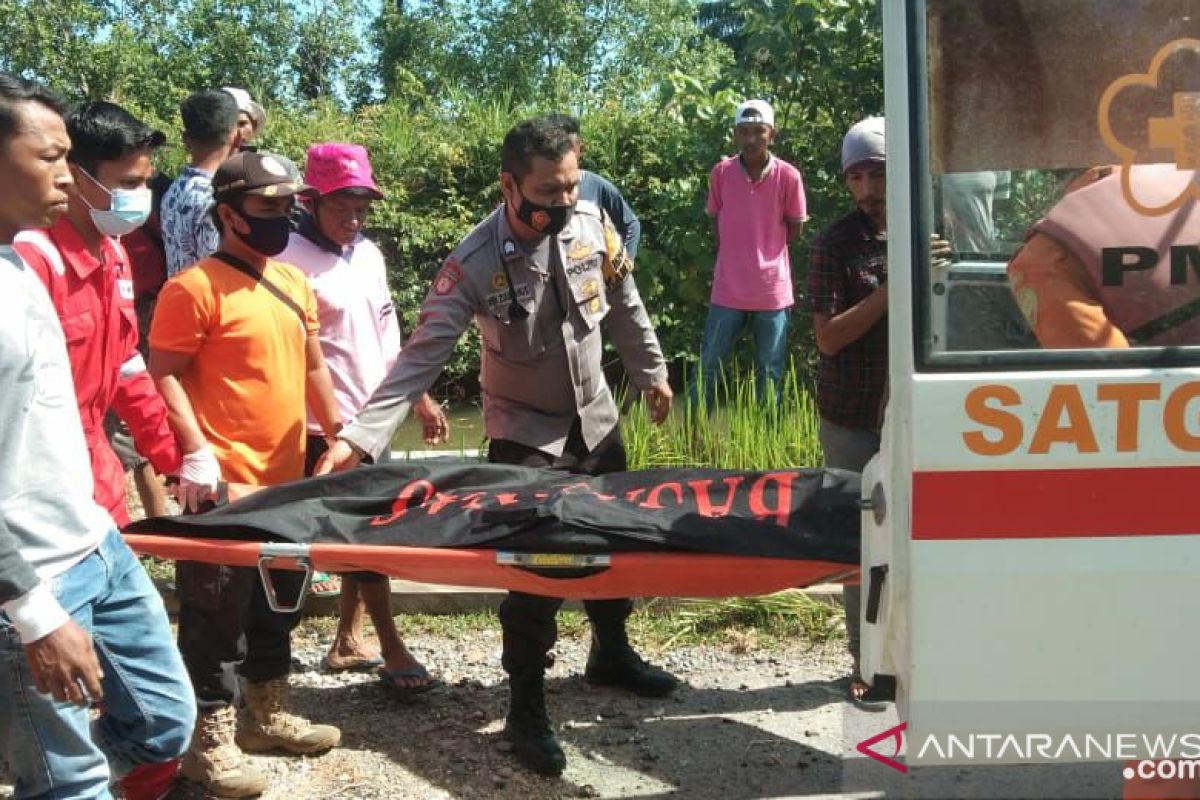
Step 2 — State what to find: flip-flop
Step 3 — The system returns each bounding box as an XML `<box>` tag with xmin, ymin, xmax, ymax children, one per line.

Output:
<box><xmin>849</xmin><ymin>674</ymin><xmax>891</xmax><ymax>712</ymax></box>
<box><xmin>308</xmin><ymin>571</ymin><xmax>341</xmax><ymax>597</ymax></box>
<box><xmin>377</xmin><ymin>664</ymin><xmax>442</xmax><ymax>696</ymax></box>
<box><xmin>321</xmin><ymin>652</ymin><xmax>385</xmax><ymax>672</ymax></box>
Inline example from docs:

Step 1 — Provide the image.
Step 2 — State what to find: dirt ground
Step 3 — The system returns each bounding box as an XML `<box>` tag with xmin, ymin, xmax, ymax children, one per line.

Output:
<box><xmin>166</xmin><ymin>626</ymin><xmax>861</xmax><ymax>800</ymax></box>
<box><xmin>164</xmin><ymin>621</ymin><xmax>1123</xmax><ymax>800</ymax></box>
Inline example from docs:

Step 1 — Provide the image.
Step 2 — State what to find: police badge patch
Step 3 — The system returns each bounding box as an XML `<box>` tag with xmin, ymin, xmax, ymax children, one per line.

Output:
<box><xmin>435</xmin><ymin>259</ymin><xmax>463</xmax><ymax>296</ymax></box>
<box><xmin>568</xmin><ymin>241</ymin><xmax>592</xmax><ymax>261</ymax></box>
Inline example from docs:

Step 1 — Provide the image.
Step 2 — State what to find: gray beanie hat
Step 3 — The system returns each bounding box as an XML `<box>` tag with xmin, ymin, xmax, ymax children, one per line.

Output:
<box><xmin>841</xmin><ymin>116</ymin><xmax>886</xmax><ymax>172</ymax></box>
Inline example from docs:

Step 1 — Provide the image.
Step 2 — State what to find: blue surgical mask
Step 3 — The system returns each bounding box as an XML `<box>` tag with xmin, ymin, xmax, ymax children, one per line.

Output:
<box><xmin>78</xmin><ymin>168</ymin><xmax>152</xmax><ymax>237</ymax></box>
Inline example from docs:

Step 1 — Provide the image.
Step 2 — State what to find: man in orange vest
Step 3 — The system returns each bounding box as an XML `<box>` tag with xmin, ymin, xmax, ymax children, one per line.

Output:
<box><xmin>1008</xmin><ymin>164</ymin><xmax>1200</xmax><ymax>349</ymax></box>
<box><xmin>1007</xmin><ymin>162</ymin><xmax>1200</xmax><ymax>800</ymax></box>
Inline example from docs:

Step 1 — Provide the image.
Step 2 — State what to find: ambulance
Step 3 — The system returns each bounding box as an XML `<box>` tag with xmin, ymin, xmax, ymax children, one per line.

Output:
<box><xmin>860</xmin><ymin>0</ymin><xmax>1200</xmax><ymax>787</ymax></box>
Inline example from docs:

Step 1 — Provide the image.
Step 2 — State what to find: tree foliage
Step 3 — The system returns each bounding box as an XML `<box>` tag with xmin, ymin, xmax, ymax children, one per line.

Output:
<box><xmin>374</xmin><ymin>0</ymin><xmax>729</xmax><ymax>112</ymax></box>
<box><xmin>0</xmin><ymin>0</ymin><xmax>885</xmax><ymax>392</ymax></box>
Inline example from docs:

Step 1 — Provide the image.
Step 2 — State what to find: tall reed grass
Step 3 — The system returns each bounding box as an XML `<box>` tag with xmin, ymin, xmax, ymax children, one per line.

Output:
<box><xmin>622</xmin><ymin>361</ymin><xmax>823</xmax><ymax>470</ymax></box>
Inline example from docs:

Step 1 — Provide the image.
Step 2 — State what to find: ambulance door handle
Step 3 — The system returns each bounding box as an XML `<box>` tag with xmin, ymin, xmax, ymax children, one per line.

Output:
<box><xmin>857</xmin><ymin>482</ymin><xmax>887</xmax><ymax>525</ymax></box>
<box><xmin>865</xmin><ymin>564</ymin><xmax>888</xmax><ymax>624</ymax></box>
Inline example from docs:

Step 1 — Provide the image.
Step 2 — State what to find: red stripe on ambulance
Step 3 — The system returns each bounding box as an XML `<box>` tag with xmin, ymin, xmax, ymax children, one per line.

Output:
<box><xmin>911</xmin><ymin>467</ymin><xmax>1200</xmax><ymax>539</ymax></box>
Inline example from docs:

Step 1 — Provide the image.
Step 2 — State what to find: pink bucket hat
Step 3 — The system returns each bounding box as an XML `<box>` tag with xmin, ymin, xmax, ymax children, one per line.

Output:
<box><xmin>304</xmin><ymin>143</ymin><xmax>384</xmax><ymax>199</ymax></box>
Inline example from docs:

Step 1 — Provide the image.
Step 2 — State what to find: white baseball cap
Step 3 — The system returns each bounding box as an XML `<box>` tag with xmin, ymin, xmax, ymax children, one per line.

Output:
<box><xmin>221</xmin><ymin>87</ymin><xmax>267</xmax><ymax>133</ymax></box>
<box><xmin>734</xmin><ymin>99</ymin><xmax>775</xmax><ymax>128</ymax></box>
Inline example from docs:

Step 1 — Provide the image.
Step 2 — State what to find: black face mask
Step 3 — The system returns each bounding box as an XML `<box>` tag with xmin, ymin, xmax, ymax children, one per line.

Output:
<box><xmin>234</xmin><ymin>209</ymin><xmax>293</xmax><ymax>256</ymax></box>
<box><xmin>513</xmin><ymin>183</ymin><xmax>575</xmax><ymax>236</ymax></box>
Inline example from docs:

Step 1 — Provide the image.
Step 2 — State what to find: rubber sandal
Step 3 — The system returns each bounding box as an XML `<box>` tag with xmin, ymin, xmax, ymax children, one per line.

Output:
<box><xmin>308</xmin><ymin>571</ymin><xmax>341</xmax><ymax>597</ymax></box>
<box><xmin>377</xmin><ymin>664</ymin><xmax>442</xmax><ymax>696</ymax></box>
<box><xmin>849</xmin><ymin>674</ymin><xmax>891</xmax><ymax>712</ymax></box>
<box><xmin>321</xmin><ymin>651</ymin><xmax>385</xmax><ymax>672</ymax></box>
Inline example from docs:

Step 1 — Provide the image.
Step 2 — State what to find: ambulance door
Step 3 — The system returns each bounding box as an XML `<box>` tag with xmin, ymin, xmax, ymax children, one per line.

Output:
<box><xmin>862</xmin><ymin>0</ymin><xmax>1200</xmax><ymax>759</ymax></box>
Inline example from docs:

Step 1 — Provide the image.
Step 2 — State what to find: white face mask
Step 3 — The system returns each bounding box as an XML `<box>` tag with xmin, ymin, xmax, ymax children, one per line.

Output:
<box><xmin>78</xmin><ymin>167</ymin><xmax>152</xmax><ymax>237</ymax></box>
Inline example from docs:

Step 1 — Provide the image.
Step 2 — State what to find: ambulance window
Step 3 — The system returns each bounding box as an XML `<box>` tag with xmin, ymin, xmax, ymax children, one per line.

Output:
<box><xmin>917</xmin><ymin>0</ymin><xmax>1200</xmax><ymax>369</ymax></box>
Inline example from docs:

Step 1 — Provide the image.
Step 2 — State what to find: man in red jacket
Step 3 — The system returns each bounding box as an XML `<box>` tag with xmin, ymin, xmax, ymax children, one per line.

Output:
<box><xmin>14</xmin><ymin>100</ymin><xmax>183</xmax><ymax>799</ymax></box>
<box><xmin>14</xmin><ymin>101</ymin><xmax>181</xmax><ymax>527</ymax></box>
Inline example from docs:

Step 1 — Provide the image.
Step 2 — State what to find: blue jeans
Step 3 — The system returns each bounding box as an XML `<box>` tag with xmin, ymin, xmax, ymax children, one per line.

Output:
<box><xmin>692</xmin><ymin>304</ymin><xmax>790</xmax><ymax>408</ymax></box>
<box><xmin>0</xmin><ymin>528</ymin><xmax>195</xmax><ymax>799</ymax></box>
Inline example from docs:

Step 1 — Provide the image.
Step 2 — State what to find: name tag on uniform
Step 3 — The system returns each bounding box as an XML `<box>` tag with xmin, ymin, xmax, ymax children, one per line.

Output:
<box><xmin>486</xmin><ymin>283</ymin><xmax>533</xmax><ymax>315</ymax></box>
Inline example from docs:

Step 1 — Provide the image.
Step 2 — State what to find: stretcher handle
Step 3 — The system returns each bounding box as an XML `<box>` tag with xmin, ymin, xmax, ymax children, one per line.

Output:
<box><xmin>257</xmin><ymin>544</ymin><xmax>313</xmax><ymax>614</ymax></box>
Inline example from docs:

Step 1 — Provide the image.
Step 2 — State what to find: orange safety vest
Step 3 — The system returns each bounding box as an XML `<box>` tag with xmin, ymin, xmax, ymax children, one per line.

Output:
<box><xmin>1035</xmin><ymin>164</ymin><xmax>1200</xmax><ymax>345</ymax></box>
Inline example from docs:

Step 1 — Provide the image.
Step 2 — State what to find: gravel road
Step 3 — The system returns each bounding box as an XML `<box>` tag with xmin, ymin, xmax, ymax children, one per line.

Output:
<box><xmin>162</xmin><ymin>626</ymin><xmax>858</xmax><ymax>800</ymax></box>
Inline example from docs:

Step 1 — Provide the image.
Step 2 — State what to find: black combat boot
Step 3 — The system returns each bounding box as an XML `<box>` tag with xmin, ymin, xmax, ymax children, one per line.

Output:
<box><xmin>584</xmin><ymin>627</ymin><xmax>679</xmax><ymax>698</ymax></box>
<box><xmin>504</xmin><ymin>670</ymin><xmax>566</xmax><ymax>776</ymax></box>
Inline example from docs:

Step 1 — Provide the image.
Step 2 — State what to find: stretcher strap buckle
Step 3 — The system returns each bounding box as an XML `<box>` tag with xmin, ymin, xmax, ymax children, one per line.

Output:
<box><xmin>257</xmin><ymin>544</ymin><xmax>313</xmax><ymax>614</ymax></box>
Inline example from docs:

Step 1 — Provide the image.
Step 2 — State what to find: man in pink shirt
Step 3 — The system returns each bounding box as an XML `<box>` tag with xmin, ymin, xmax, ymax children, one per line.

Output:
<box><xmin>693</xmin><ymin>99</ymin><xmax>807</xmax><ymax>408</ymax></box>
<box><xmin>279</xmin><ymin>143</ymin><xmax>449</xmax><ymax>694</ymax></box>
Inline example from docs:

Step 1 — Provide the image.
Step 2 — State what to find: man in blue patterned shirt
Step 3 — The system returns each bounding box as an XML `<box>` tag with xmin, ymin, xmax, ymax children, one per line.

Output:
<box><xmin>161</xmin><ymin>90</ymin><xmax>245</xmax><ymax>276</ymax></box>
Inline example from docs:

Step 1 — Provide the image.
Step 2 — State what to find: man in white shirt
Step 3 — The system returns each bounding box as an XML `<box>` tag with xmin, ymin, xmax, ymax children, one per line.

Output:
<box><xmin>0</xmin><ymin>72</ymin><xmax>194</xmax><ymax>800</ymax></box>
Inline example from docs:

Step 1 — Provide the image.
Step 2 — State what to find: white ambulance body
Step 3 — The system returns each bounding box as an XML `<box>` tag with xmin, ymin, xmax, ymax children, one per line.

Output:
<box><xmin>862</xmin><ymin>0</ymin><xmax>1200</xmax><ymax>762</ymax></box>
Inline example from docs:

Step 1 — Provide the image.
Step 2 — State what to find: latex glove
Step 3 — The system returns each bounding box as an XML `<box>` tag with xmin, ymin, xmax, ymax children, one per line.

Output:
<box><xmin>177</xmin><ymin>445</ymin><xmax>221</xmax><ymax>513</ymax></box>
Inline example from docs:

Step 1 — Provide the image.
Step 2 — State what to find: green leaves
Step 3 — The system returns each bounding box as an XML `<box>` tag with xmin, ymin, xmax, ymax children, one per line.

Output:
<box><xmin>0</xmin><ymin>0</ymin><xmax>884</xmax><ymax>397</ymax></box>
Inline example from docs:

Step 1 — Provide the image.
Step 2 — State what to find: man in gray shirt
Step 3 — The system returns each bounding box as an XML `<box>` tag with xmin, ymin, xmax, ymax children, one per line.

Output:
<box><xmin>546</xmin><ymin>112</ymin><xmax>641</xmax><ymax>259</ymax></box>
<box><xmin>317</xmin><ymin>117</ymin><xmax>675</xmax><ymax>777</ymax></box>
<box><xmin>0</xmin><ymin>73</ymin><xmax>194</xmax><ymax>800</ymax></box>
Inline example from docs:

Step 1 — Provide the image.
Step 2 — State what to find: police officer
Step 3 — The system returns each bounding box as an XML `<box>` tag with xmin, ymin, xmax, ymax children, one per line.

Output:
<box><xmin>317</xmin><ymin>116</ymin><xmax>676</xmax><ymax>776</ymax></box>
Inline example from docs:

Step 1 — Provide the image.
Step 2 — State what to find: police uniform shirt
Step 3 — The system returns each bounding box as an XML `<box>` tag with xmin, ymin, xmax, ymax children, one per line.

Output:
<box><xmin>341</xmin><ymin>200</ymin><xmax>667</xmax><ymax>459</ymax></box>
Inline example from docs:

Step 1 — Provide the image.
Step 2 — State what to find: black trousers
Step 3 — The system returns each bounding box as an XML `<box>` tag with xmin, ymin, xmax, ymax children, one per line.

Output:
<box><xmin>176</xmin><ymin>560</ymin><xmax>305</xmax><ymax>710</ymax></box>
<box><xmin>489</xmin><ymin>421</ymin><xmax>634</xmax><ymax>675</ymax></box>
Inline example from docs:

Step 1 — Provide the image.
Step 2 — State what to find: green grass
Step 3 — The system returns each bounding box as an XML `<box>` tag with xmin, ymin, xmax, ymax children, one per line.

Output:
<box><xmin>293</xmin><ymin>593</ymin><xmax>844</xmax><ymax>654</ymax></box>
<box><xmin>622</xmin><ymin>360</ymin><xmax>823</xmax><ymax>471</ymax></box>
<box><xmin>140</xmin><ymin>556</ymin><xmax>174</xmax><ymax>583</ymax></box>
<box><xmin>632</xmin><ymin>592</ymin><xmax>843</xmax><ymax>651</ymax></box>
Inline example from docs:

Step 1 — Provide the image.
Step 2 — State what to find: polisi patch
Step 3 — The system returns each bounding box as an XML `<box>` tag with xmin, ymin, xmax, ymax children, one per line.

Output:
<box><xmin>434</xmin><ymin>259</ymin><xmax>463</xmax><ymax>296</ymax></box>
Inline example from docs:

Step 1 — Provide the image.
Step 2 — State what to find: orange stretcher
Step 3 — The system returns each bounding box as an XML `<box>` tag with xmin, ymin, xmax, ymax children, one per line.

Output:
<box><xmin>124</xmin><ymin>474</ymin><xmax>859</xmax><ymax>610</ymax></box>
<box><xmin>123</xmin><ymin>533</ymin><xmax>858</xmax><ymax>603</ymax></box>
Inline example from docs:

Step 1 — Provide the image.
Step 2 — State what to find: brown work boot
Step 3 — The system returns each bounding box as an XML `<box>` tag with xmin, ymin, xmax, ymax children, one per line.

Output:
<box><xmin>236</xmin><ymin>677</ymin><xmax>341</xmax><ymax>755</ymax></box>
<box><xmin>180</xmin><ymin>705</ymin><xmax>267</xmax><ymax>798</ymax></box>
